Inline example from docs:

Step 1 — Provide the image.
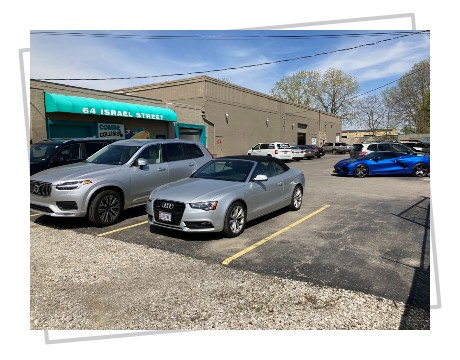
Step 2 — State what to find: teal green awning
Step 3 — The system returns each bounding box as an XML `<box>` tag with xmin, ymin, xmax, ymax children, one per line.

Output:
<box><xmin>44</xmin><ymin>93</ymin><xmax>177</xmax><ymax>122</ymax></box>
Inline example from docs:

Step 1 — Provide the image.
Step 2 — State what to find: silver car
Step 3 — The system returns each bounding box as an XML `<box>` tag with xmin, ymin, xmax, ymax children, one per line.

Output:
<box><xmin>146</xmin><ymin>155</ymin><xmax>305</xmax><ymax>237</ymax></box>
<box><xmin>30</xmin><ymin>139</ymin><xmax>213</xmax><ymax>226</ymax></box>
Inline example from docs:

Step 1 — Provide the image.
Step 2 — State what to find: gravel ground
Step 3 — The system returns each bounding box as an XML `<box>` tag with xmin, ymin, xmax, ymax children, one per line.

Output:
<box><xmin>30</xmin><ymin>222</ymin><xmax>429</xmax><ymax>330</ymax></box>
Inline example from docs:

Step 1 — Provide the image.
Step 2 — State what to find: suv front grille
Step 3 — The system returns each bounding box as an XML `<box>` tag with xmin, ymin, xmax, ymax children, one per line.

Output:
<box><xmin>153</xmin><ymin>200</ymin><xmax>186</xmax><ymax>225</ymax></box>
<box><xmin>30</xmin><ymin>181</ymin><xmax>52</xmax><ymax>197</ymax></box>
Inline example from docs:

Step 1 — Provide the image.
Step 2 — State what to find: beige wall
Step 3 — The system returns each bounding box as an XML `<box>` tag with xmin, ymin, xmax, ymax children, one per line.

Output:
<box><xmin>32</xmin><ymin>77</ymin><xmax>343</xmax><ymax>156</ymax></box>
<box><xmin>116</xmin><ymin>76</ymin><xmax>342</xmax><ymax>156</ymax></box>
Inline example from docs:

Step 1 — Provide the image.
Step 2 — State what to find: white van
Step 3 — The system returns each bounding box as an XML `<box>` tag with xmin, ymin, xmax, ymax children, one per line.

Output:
<box><xmin>247</xmin><ymin>142</ymin><xmax>293</xmax><ymax>161</ymax></box>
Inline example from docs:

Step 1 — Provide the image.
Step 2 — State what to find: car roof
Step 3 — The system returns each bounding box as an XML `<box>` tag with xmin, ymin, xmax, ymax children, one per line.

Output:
<box><xmin>108</xmin><ymin>138</ymin><xmax>201</xmax><ymax>146</ymax></box>
<box><xmin>35</xmin><ymin>138</ymin><xmax>116</xmax><ymax>145</ymax></box>
<box><xmin>218</xmin><ymin>155</ymin><xmax>290</xmax><ymax>171</ymax></box>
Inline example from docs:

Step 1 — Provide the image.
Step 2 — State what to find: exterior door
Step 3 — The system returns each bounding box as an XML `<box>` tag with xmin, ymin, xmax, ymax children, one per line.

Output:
<box><xmin>246</xmin><ymin>161</ymin><xmax>285</xmax><ymax>219</ymax></box>
<box><xmin>129</xmin><ymin>144</ymin><xmax>169</xmax><ymax>205</ymax></box>
<box><xmin>163</xmin><ymin>142</ymin><xmax>198</xmax><ymax>182</ymax></box>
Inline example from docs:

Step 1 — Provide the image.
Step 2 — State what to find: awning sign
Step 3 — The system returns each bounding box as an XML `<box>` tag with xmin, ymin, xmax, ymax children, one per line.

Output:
<box><xmin>44</xmin><ymin>93</ymin><xmax>178</xmax><ymax>122</ymax></box>
<box><xmin>98</xmin><ymin>123</ymin><xmax>125</xmax><ymax>139</ymax></box>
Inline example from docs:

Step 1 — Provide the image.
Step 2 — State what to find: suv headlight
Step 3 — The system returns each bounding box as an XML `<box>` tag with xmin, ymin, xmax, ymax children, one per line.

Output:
<box><xmin>55</xmin><ymin>180</ymin><xmax>92</xmax><ymax>190</ymax></box>
<box><xmin>189</xmin><ymin>201</ymin><xmax>218</xmax><ymax>211</ymax></box>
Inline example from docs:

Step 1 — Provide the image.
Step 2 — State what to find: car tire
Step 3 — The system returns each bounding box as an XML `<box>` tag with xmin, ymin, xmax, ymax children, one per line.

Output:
<box><xmin>353</xmin><ymin>164</ymin><xmax>369</xmax><ymax>178</ymax></box>
<box><xmin>88</xmin><ymin>189</ymin><xmax>122</xmax><ymax>227</ymax></box>
<box><xmin>289</xmin><ymin>185</ymin><xmax>303</xmax><ymax>211</ymax></box>
<box><xmin>222</xmin><ymin>202</ymin><xmax>246</xmax><ymax>238</ymax></box>
<box><xmin>412</xmin><ymin>163</ymin><xmax>429</xmax><ymax>177</ymax></box>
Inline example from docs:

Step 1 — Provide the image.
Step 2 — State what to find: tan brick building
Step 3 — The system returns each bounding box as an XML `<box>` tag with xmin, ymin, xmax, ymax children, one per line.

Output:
<box><xmin>30</xmin><ymin>76</ymin><xmax>342</xmax><ymax>157</ymax></box>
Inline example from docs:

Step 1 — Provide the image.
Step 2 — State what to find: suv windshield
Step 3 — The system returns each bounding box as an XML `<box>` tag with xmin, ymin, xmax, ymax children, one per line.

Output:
<box><xmin>30</xmin><ymin>143</ymin><xmax>60</xmax><ymax>162</ymax></box>
<box><xmin>86</xmin><ymin>144</ymin><xmax>141</xmax><ymax>165</ymax></box>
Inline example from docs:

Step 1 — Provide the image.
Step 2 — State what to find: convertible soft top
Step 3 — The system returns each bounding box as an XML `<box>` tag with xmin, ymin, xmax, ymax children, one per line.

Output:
<box><xmin>218</xmin><ymin>155</ymin><xmax>290</xmax><ymax>171</ymax></box>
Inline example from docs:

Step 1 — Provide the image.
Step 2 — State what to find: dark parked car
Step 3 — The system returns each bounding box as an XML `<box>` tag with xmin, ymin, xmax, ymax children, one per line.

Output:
<box><xmin>399</xmin><ymin>140</ymin><xmax>430</xmax><ymax>153</ymax></box>
<box><xmin>30</xmin><ymin>138</ymin><xmax>117</xmax><ymax>175</ymax></box>
<box><xmin>292</xmin><ymin>145</ymin><xmax>315</xmax><ymax>160</ymax></box>
<box><xmin>298</xmin><ymin>145</ymin><xmax>324</xmax><ymax>158</ymax></box>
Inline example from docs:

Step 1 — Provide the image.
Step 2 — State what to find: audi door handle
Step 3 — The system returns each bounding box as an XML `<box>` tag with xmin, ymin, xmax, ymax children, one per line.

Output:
<box><xmin>157</xmin><ymin>167</ymin><xmax>166</xmax><ymax>171</ymax></box>
<box><xmin>188</xmin><ymin>162</ymin><xmax>195</xmax><ymax>167</ymax></box>
<box><xmin>277</xmin><ymin>182</ymin><xmax>283</xmax><ymax>186</ymax></box>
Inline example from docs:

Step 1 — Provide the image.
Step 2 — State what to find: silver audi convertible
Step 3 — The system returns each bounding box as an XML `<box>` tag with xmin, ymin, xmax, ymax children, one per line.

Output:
<box><xmin>146</xmin><ymin>155</ymin><xmax>305</xmax><ymax>237</ymax></box>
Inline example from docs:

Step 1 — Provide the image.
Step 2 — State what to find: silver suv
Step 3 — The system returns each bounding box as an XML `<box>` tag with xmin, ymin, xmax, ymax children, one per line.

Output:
<box><xmin>30</xmin><ymin>139</ymin><xmax>213</xmax><ymax>226</ymax></box>
<box><xmin>322</xmin><ymin>142</ymin><xmax>348</xmax><ymax>154</ymax></box>
<box><xmin>350</xmin><ymin>142</ymin><xmax>416</xmax><ymax>159</ymax></box>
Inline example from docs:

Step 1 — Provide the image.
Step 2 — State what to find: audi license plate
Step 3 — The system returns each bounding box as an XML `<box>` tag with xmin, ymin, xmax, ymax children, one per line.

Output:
<box><xmin>159</xmin><ymin>211</ymin><xmax>172</xmax><ymax>222</ymax></box>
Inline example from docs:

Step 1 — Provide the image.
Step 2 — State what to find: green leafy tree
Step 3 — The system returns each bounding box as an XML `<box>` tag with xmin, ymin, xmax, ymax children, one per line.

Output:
<box><xmin>270</xmin><ymin>68</ymin><xmax>360</xmax><ymax>125</ymax></box>
<box><xmin>382</xmin><ymin>60</ymin><xmax>430</xmax><ymax>133</ymax></box>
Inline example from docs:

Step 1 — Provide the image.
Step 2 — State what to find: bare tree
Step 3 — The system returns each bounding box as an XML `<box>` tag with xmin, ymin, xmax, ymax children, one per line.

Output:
<box><xmin>353</xmin><ymin>95</ymin><xmax>387</xmax><ymax>134</ymax></box>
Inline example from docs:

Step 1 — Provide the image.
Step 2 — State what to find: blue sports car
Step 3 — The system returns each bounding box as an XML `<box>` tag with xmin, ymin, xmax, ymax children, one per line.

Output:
<box><xmin>333</xmin><ymin>151</ymin><xmax>430</xmax><ymax>178</ymax></box>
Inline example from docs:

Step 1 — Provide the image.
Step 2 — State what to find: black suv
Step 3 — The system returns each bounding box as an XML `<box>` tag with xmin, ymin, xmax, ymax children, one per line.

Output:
<box><xmin>399</xmin><ymin>140</ymin><xmax>430</xmax><ymax>153</ymax></box>
<box><xmin>30</xmin><ymin>138</ymin><xmax>117</xmax><ymax>175</ymax></box>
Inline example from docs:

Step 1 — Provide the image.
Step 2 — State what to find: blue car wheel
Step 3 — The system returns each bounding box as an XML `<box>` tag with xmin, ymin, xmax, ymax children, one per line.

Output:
<box><xmin>412</xmin><ymin>163</ymin><xmax>429</xmax><ymax>177</ymax></box>
<box><xmin>353</xmin><ymin>164</ymin><xmax>369</xmax><ymax>178</ymax></box>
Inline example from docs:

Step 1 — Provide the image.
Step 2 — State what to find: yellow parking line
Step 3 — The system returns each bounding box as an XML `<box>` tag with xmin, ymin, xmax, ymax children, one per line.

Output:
<box><xmin>30</xmin><ymin>213</ymin><xmax>41</xmax><ymax>217</ymax></box>
<box><xmin>97</xmin><ymin>221</ymin><xmax>148</xmax><ymax>237</ymax></box>
<box><xmin>222</xmin><ymin>205</ymin><xmax>330</xmax><ymax>266</ymax></box>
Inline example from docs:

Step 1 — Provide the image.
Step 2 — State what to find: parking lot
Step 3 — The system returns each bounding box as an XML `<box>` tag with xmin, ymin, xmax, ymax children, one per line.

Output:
<box><xmin>30</xmin><ymin>153</ymin><xmax>430</xmax><ymax>308</ymax></box>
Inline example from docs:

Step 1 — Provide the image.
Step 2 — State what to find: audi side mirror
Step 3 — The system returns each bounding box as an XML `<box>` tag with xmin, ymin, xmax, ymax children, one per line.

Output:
<box><xmin>253</xmin><ymin>174</ymin><xmax>268</xmax><ymax>181</ymax></box>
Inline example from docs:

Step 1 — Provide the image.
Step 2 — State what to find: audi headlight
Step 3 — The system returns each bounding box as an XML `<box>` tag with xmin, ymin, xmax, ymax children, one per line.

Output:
<box><xmin>189</xmin><ymin>201</ymin><xmax>218</xmax><ymax>211</ymax></box>
<box><xmin>55</xmin><ymin>180</ymin><xmax>92</xmax><ymax>190</ymax></box>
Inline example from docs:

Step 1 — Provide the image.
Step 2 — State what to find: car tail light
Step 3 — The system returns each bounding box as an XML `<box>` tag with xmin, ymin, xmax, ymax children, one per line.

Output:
<box><xmin>275</xmin><ymin>150</ymin><xmax>279</xmax><ymax>154</ymax></box>
<box><xmin>359</xmin><ymin>151</ymin><xmax>367</xmax><ymax>156</ymax></box>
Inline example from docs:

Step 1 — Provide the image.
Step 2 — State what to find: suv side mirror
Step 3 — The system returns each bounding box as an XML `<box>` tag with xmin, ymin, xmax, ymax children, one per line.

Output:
<box><xmin>137</xmin><ymin>158</ymin><xmax>148</xmax><ymax>168</ymax></box>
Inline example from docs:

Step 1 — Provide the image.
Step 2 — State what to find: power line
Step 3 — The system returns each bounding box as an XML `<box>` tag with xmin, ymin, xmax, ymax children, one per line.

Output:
<box><xmin>351</xmin><ymin>63</ymin><xmax>430</xmax><ymax>99</ymax></box>
<box><xmin>38</xmin><ymin>31</ymin><xmax>427</xmax><ymax>82</ymax></box>
<box><xmin>31</xmin><ymin>30</ymin><xmax>428</xmax><ymax>40</ymax></box>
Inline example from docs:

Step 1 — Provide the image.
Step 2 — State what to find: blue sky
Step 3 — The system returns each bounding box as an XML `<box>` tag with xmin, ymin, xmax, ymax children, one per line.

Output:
<box><xmin>30</xmin><ymin>30</ymin><xmax>430</xmax><ymax>97</ymax></box>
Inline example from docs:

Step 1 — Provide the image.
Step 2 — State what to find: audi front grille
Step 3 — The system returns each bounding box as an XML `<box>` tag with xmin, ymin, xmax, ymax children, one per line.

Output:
<box><xmin>153</xmin><ymin>199</ymin><xmax>186</xmax><ymax>225</ymax></box>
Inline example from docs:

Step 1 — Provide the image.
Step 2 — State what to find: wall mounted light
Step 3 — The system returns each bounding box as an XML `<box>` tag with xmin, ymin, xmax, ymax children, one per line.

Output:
<box><xmin>225</xmin><ymin>112</ymin><xmax>229</xmax><ymax>123</ymax></box>
<box><xmin>292</xmin><ymin>123</ymin><xmax>295</xmax><ymax>129</ymax></box>
<box><xmin>201</xmin><ymin>109</ymin><xmax>207</xmax><ymax>121</ymax></box>
<box><xmin>266</xmin><ymin>118</ymin><xmax>269</xmax><ymax>125</ymax></box>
